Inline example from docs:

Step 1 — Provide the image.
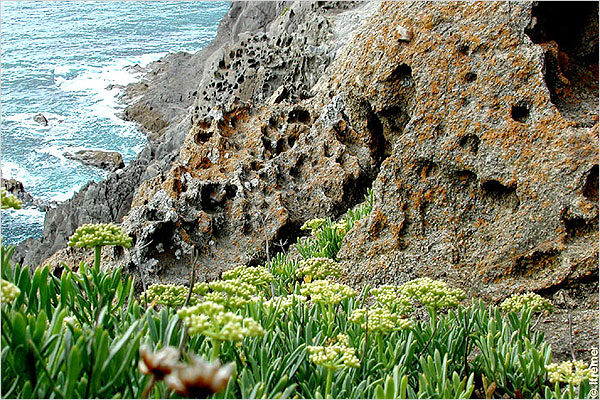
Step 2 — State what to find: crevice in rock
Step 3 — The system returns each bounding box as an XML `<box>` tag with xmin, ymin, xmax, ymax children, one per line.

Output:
<box><xmin>366</xmin><ymin>107</ymin><xmax>388</xmax><ymax>166</ymax></box>
<box><xmin>583</xmin><ymin>164</ymin><xmax>598</xmax><ymax>202</ymax></box>
<box><xmin>150</xmin><ymin>221</ymin><xmax>176</xmax><ymax>253</ymax></box>
<box><xmin>464</xmin><ymin>72</ymin><xmax>477</xmax><ymax>83</ymax></box>
<box><xmin>526</xmin><ymin>2</ymin><xmax>598</xmax><ymax>123</ymax></box>
<box><xmin>563</xmin><ymin>216</ymin><xmax>597</xmax><ymax>240</ymax></box>
<box><xmin>512</xmin><ymin>249</ymin><xmax>559</xmax><ymax>277</ymax></box>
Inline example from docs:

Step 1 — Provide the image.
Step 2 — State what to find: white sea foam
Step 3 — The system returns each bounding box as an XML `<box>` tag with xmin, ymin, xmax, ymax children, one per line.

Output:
<box><xmin>1</xmin><ymin>161</ymin><xmax>37</xmax><ymax>184</ymax></box>
<box><xmin>47</xmin><ymin>182</ymin><xmax>90</xmax><ymax>202</ymax></box>
<box><xmin>54</xmin><ymin>52</ymin><xmax>167</xmax><ymax>125</ymax></box>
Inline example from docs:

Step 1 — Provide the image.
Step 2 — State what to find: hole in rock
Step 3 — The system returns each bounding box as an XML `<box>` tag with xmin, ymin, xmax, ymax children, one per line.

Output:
<box><xmin>526</xmin><ymin>2</ymin><xmax>598</xmax><ymax>123</ymax></box>
<box><xmin>511</xmin><ymin>104</ymin><xmax>530</xmax><ymax>123</ymax></box>
<box><xmin>388</xmin><ymin>64</ymin><xmax>414</xmax><ymax>87</ymax></box>
<box><xmin>464</xmin><ymin>72</ymin><xmax>477</xmax><ymax>83</ymax></box>
<box><xmin>288</xmin><ymin>109</ymin><xmax>311</xmax><ymax>124</ymax></box>
<box><xmin>481</xmin><ymin>179</ymin><xmax>520</xmax><ymax>210</ymax></box>
<box><xmin>459</xmin><ymin>134</ymin><xmax>480</xmax><ymax>154</ymax></box>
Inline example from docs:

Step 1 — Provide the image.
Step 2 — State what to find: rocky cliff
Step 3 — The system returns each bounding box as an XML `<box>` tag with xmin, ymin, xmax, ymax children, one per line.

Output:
<box><xmin>15</xmin><ymin>1</ymin><xmax>598</xmax><ymax>357</ymax></box>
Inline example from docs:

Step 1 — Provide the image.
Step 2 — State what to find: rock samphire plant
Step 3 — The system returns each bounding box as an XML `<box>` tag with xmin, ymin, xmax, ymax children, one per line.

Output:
<box><xmin>1</xmin><ymin>190</ymin><xmax>596</xmax><ymax>399</ymax></box>
<box><xmin>68</xmin><ymin>222</ymin><xmax>132</xmax><ymax>270</ymax></box>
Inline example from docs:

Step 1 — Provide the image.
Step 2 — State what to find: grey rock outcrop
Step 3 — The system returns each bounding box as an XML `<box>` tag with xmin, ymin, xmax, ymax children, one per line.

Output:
<box><xmin>64</xmin><ymin>150</ymin><xmax>125</xmax><ymax>172</ymax></box>
<box><xmin>33</xmin><ymin>113</ymin><xmax>48</xmax><ymax>126</ymax></box>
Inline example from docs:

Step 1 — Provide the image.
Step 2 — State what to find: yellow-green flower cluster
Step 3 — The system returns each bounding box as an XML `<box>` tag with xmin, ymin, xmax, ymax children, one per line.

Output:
<box><xmin>68</xmin><ymin>223</ymin><xmax>132</xmax><ymax>248</ymax></box>
<box><xmin>1</xmin><ymin>279</ymin><xmax>21</xmax><ymax>304</ymax></box>
<box><xmin>1</xmin><ymin>189</ymin><xmax>22</xmax><ymax>210</ymax></box>
<box><xmin>296</xmin><ymin>257</ymin><xmax>341</xmax><ymax>280</ymax></box>
<box><xmin>301</xmin><ymin>218</ymin><xmax>327</xmax><ymax>232</ymax></box>
<box><xmin>500</xmin><ymin>292</ymin><xmax>554</xmax><ymax>313</ymax></box>
<box><xmin>300</xmin><ymin>279</ymin><xmax>357</xmax><ymax>305</ymax></box>
<box><xmin>221</xmin><ymin>265</ymin><xmax>274</xmax><ymax>287</ymax></box>
<box><xmin>370</xmin><ymin>285</ymin><xmax>413</xmax><ymax>315</ymax></box>
<box><xmin>307</xmin><ymin>334</ymin><xmax>360</xmax><ymax>369</ymax></box>
<box><xmin>349</xmin><ymin>307</ymin><xmax>413</xmax><ymax>333</ymax></box>
<box><xmin>178</xmin><ymin>301</ymin><xmax>264</xmax><ymax>341</ymax></box>
<box><xmin>546</xmin><ymin>360</ymin><xmax>594</xmax><ymax>385</ymax></box>
<box><xmin>331</xmin><ymin>221</ymin><xmax>348</xmax><ymax>235</ymax></box>
<box><xmin>142</xmin><ymin>284</ymin><xmax>198</xmax><ymax>307</ymax></box>
<box><xmin>401</xmin><ymin>277</ymin><xmax>465</xmax><ymax>311</ymax></box>
<box><xmin>262</xmin><ymin>294</ymin><xmax>306</xmax><ymax>312</ymax></box>
<box><xmin>193</xmin><ymin>282</ymin><xmax>210</xmax><ymax>296</ymax></box>
<box><xmin>203</xmin><ymin>279</ymin><xmax>260</xmax><ymax>309</ymax></box>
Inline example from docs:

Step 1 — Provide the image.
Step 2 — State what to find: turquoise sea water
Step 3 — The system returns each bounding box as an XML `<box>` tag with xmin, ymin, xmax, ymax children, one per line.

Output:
<box><xmin>1</xmin><ymin>1</ymin><xmax>229</xmax><ymax>245</ymax></box>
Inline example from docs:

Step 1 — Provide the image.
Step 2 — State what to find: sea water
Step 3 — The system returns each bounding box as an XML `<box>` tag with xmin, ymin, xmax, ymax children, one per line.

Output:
<box><xmin>1</xmin><ymin>1</ymin><xmax>229</xmax><ymax>245</ymax></box>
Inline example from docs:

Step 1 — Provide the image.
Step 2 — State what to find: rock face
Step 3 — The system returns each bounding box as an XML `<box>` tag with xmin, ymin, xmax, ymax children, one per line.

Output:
<box><xmin>64</xmin><ymin>150</ymin><xmax>125</xmax><ymax>172</ymax></box>
<box><xmin>17</xmin><ymin>0</ymin><xmax>598</xmax><ymax>334</ymax></box>
<box><xmin>328</xmin><ymin>2</ymin><xmax>598</xmax><ymax>308</ymax></box>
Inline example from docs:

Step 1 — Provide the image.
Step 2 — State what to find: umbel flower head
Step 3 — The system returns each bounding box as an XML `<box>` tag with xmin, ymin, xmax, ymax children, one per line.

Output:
<box><xmin>165</xmin><ymin>355</ymin><xmax>233</xmax><ymax>398</ymax></box>
<box><xmin>1</xmin><ymin>279</ymin><xmax>21</xmax><ymax>304</ymax></box>
<box><xmin>262</xmin><ymin>294</ymin><xmax>307</xmax><ymax>312</ymax></box>
<box><xmin>142</xmin><ymin>284</ymin><xmax>198</xmax><ymax>307</ymax></box>
<box><xmin>221</xmin><ymin>265</ymin><xmax>274</xmax><ymax>287</ymax></box>
<box><xmin>296</xmin><ymin>257</ymin><xmax>342</xmax><ymax>280</ymax></box>
<box><xmin>401</xmin><ymin>277</ymin><xmax>465</xmax><ymax>311</ymax></box>
<box><xmin>370</xmin><ymin>285</ymin><xmax>413</xmax><ymax>315</ymax></box>
<box><xmin>178</xmin><ymin>301</ymin><xmax>264</xmax><ymax>341</ymax></box>
<box><xmin>546</xmin><ymin>360</ymin><xmax>594</xmax><ymax>385</ymax></box>
<box><xmin>300</xmin><ymin>279</ymin><xmax>357</xmax><ymax>305</ymax></box>
<box><xmin>1</xmin><ymin>189</ymin><xmax>22</xmax><ymax>210</ymax></box>
<box><xmin>500</xmin><ymin>292</ymin><xmax>554</xmax><ymax>313</ymax></box>
<box><xmin>307</xmin><ymin>334</ymin><xmax>360</xmax><ymax>370</ymax></box>
<box><xmin>202</xmin><ymin>279</ymin><xmax>261</xmax><ymax>309</ymax></box>
<box><xmin>349</xmin><ymin>307</ymin><xmax>413</xmax><ymax>333</ymax></box>
<box><xmin>68</xmin><ymin>223</ymin><xmax>132</xmax><ymax>248</ymax></box>
<box><xmin>138</xmin><ymin>346</ymin><xmax>180</xmax><ymax>381</ymax></box>
<box><xmin>301</xmin><ymin>218</ymin><xmax>327</xmax><ymax>232</ymax></box>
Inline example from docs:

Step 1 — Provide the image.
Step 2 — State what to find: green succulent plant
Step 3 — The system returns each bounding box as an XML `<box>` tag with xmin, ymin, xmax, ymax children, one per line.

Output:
<box><xmin>1</xmin><ymin>188</ymin><xmax>22</xmax><ymax>210</ymax></box>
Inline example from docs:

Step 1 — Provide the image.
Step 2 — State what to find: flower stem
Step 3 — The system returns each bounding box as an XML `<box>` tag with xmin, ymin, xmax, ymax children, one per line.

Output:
<box><xmin>377</xmin><ymin>334</ymin><xmax>384</xmax><ymax>362</ymax></box>
<box><xmin>211</xmin><ymin>339</ymin><xmax>222</xmax><ymax>361</ymax></box>
<box><xmin>325</xmin><ymin>367</ymin><xmax>334</xmax><ymax>398</ymax></box>
<box><xmin>94</xmin><ymin>246</ymin><xmax>102</xmax><ymax>271</ymax></box>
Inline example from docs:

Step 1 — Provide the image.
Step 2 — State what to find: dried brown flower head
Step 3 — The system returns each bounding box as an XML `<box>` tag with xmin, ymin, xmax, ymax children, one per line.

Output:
<box><xmin>138</xmin><ymin>346</ymin><xmax>180</xmax><ymax>381</ymax></box>
<box><xmin>165</xmin><ymin>355</ymin><xmax>233</xmax><ymax>398</ymax></box>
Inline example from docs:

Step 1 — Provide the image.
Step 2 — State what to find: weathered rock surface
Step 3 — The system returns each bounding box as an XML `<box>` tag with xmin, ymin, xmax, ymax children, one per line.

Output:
<box><xmin>64</xmin><ymin>150</ymin><xmax>125</xmax><ymax>172</ymax></box>
<box><xmin>328</xmin><ymin>2</ymin><xmax>598</xmax><ymax>306</ymax></box>
<box><xmin>15</xmin><ymin>2</ymin><xmax>598</xmax><ymax>358</ymax></box>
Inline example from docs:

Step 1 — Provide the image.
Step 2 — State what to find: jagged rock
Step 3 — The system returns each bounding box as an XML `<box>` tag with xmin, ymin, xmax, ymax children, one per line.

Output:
<box><xmin>33</xmin><ymin>113</ymin><xmax>48</xmax><ymax>126</ymax></box>
<box><xmin>64</xmin><ymin>150</ymin><xmax>125</xmax><ymax>172</ymax></box>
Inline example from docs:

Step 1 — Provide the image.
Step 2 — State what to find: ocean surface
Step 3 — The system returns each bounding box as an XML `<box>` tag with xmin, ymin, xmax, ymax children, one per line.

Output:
<box><xmin>1</xmin><ymin>1</ymin><xmax>229</xmax><ymax>245</ymax></box>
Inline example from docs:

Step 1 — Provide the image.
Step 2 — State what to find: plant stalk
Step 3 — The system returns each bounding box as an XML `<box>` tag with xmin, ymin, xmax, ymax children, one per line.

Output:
<box><xmin>325</xmin><ymin>367</ymin><xmax>334</xmax><ymax>398</ymax></box>
<box><xmin>211</xmin><ymin>339</ymin><xmax>222</xmax><ymax>361</ymax></box>
<box><xmin>94</xmin><ymin>246</ymin><xmax>101</xmax><ymax>271</ymax></box>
